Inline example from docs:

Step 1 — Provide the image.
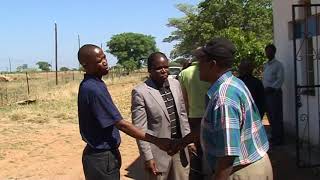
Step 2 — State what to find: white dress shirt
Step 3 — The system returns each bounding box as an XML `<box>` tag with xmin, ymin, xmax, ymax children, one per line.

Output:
<box><xmin>262</xmin><ymin>58</ymin><xmax>284</xmax><ymax>89</ymax></box>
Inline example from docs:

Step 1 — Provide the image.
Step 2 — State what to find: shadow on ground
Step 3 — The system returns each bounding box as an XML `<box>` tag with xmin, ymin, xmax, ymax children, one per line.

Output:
<box><xmin>265</xmin><ymin>124</ymin><xmax>320</xmax><ymax>180</ymax></box>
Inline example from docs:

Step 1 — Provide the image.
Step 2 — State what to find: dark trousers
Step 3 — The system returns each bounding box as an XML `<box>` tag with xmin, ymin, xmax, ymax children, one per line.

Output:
<box><xmin>82</xmin><ymin>145</ymin><xmax>121</xmax><ymax>180</ymax></box>
<box><xmin>188</xmin><ymin>118</ymin><xmax>204</xmax><ymax>180</ymax></box>
<box><xmin>265</xmin><ymin>89</ymin><xmax>284</xmax><ymax>144</ymax></box>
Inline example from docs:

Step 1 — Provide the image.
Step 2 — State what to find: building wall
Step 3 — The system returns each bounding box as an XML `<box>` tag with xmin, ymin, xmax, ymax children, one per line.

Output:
<box><xmin>272</xmin><ymin>0</ymin><xmax>295</xmax><ymax>133</ymax></box>
<box><xmin>272</xmin><ymin>0</ymin><xmax>320</xmax><ymax>145</ymax></box>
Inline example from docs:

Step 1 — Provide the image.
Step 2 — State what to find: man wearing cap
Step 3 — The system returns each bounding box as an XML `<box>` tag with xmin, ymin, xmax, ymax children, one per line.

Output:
<box><xmin>171</xmin><ymin>38</ymin><xmax>273</xmax><ymax>180</ymax></box>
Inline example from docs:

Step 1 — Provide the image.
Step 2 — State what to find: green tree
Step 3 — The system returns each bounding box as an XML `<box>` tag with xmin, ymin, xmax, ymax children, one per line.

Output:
<box><xmin>164</xmin><ymin>0</ymin><xmax>273</xmax><ymax>68</ymax></box>
<box><xmin>16</xmin><ymin>64</ymin><xmax>28</xmax><ymax>72</ymax></box>
<box><xmin>107</xmin><ymin>32</ymin><xmax>158</xmax><ymax>68</ymax></box>
<box><xmin>172</xmin><ymin>57</ymin><xmax>189</xmax><ymax>66</ymax></box>
<box><xmin>169</xmin><ymin>61</ymin><xmax>181</xmax><ymax>67</ymax></box>
<box><xmin>36</xmin><ymin>61</ymin><xmax>51</xmax><ymax>71</ymax></box>
<box><xmin>122</xmin><ymin>60</ymin><xmax>138</xmax><ymax>74</ymax></box>
<box><xmin>60</xmin><ymin>67</ymin><xmax>70</xmax><ymax>71</ymax></box>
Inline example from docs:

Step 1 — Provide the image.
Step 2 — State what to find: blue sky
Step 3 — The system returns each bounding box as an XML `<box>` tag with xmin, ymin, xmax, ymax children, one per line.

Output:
<box><xmin>0</xmin><ymin>0</ymin><xmax>199</xmax><ymax>71</ymax></box>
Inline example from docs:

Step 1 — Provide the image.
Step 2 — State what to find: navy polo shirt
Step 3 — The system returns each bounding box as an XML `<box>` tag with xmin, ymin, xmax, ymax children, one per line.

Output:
<box><xmin>78</xmin><ymin>74</ymin><xmax>123</xmax><ymax>150</ymax></box>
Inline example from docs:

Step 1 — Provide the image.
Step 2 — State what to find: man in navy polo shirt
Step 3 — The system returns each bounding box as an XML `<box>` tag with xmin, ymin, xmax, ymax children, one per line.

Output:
<box><xmin>77</xmin><ymin>44</ymin><xmax>171</xmax><ymax>180</ymax></box>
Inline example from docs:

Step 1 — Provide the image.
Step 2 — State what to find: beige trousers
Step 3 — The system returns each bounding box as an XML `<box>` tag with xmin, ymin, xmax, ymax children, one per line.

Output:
<box><xmin>146</xmin><ymin>152</ymin><xmax>190</xmax><ymax>180</ymax></box>
<box><xmin>207</xmin><ymin>154</ymin><xmax>273</xmax><ymax>180</ymax></box>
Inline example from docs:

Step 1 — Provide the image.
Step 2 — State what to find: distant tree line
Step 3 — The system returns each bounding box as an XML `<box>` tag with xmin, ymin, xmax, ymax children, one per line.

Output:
<box><xmin>13</xmin><ymin>61</ymin><xmax>77</xmax><ymax>73</ymax></box>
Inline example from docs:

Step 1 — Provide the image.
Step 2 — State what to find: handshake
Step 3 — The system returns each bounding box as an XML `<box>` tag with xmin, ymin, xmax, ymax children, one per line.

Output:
<box><xmin>154</xmin><ymin>138</ymin><xmax>188</xmax><ymax>156</ymax></box>
<box><xmin>145</xmin><ymin>133</ymin><xmax>196</xmax><ymax>156</ymax></box>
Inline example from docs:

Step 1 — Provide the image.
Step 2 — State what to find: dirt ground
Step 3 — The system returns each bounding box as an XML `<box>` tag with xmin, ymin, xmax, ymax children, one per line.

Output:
<box><xmin>1</xmin><ymin>118</ymin><xmax>320</xmax><ymax>180</ymax></box>
<box><xmin>0</xmin><ymin>121</ymin><xmax>141</xmax><ymax>180</ymax></box>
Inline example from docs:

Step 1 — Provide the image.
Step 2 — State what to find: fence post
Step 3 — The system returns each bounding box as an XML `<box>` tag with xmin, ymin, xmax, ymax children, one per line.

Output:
<box><xmin>5</xmin><ymin>86</ymin><xmax>8</xmax><ymax>104</ymax></box>
<box><xmin>47</xmin><ymin>71</ymin><xmax>49</xmax><ymax>90</ymax></box>
<box><xmin>26</xmin><ymin>72</ymin><xmax>30</xmax><ymax>96</ymax></box>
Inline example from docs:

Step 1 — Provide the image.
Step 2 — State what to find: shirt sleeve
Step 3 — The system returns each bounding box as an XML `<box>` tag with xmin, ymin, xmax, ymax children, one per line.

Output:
<box><xmin>89</xmin><ymin>89</ymin><xmax>123</xmax><ymax>128</ymax></box>
<box><xmin>131</xmin><ymin>89</ymin><xmax>154</xmax><ymax>161</ymax></box>
<box><xmin>208</xmin><ymin>103</ymin><xmax>241</xmax><ymax>158</ymax></box>
<box><xmin>178</xmin><ymin>71</ymin><xmax>185</xmax><ymax>87</ymax></box>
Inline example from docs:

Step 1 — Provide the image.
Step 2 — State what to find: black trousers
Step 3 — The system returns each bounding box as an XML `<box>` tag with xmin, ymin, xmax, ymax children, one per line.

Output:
<box><xmin>82</xmin><ymin>145</ymin><xmax>121</xmax><ymax>180</ymax></box>
<box><xmin>265</xmin><ymin>89</ymin><xmax>284</xmax><ymax>144</ymax></box>
<box><xmin>188</xmin><ymin>118</ymin><xmax>204</xmax><ymax>180</ymax></box>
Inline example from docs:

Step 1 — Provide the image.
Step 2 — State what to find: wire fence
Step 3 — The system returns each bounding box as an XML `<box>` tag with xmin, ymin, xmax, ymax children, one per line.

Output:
<box><xmin>0</xmin><ymin>69</ymin><xmax>147</xmax><ymax>107</ymax></box>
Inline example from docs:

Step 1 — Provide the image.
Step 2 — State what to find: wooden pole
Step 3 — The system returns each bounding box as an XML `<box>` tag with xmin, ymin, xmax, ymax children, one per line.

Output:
<box><xmin>26</xmin><ymin>72</ymin><xmax>30</xmax><ymax>96</ymax></box>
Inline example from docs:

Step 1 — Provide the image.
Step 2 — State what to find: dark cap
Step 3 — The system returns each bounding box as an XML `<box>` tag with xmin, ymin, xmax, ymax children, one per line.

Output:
<box><xmin>194</xmin><ymin>37</ymin><xmax>236</xmax><ymax>60</ymax></box>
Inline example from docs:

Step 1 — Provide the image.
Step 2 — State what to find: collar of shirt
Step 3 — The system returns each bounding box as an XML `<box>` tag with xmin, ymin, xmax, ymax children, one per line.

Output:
<box><xmin>207</xmin><ymin>71</ymin><xmax>233</xmax><ymax>99</ymax></box>
<box><xmin>266</xmin><ymin>58</ymin><xmax>276</xmax><ymax>65</ymax></box>
<box><xmin>152</xmin><ymin>79</ymin><xmax>170</xmax><ymax>89</ymax></box>
<box><xmin>84</xmin><ymin>74</ymin><xmax>103</xmax><ymax>82</ymax></box>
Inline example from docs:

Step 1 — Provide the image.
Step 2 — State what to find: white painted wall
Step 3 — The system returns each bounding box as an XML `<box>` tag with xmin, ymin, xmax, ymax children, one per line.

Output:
<box><xmin>272</xmin><ymin>0</ymin><xmax>320</xmax><ymax>145</ymax></box>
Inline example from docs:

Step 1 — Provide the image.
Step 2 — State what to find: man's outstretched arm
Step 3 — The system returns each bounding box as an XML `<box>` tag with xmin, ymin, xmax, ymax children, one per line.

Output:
<box><xmin>115</xmin><ymin>119</ymin><xmax>171</xmax><ymax>151</ymax></box>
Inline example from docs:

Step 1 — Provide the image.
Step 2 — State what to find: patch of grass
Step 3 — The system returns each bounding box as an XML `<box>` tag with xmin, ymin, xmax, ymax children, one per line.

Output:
<box><xmin>23</xmin><ymin>175</ymin><xmax>33</xmax><ymax>178</ymax></box>
<box><xmin>0</xmin><ymin>127</ymin><xmax>17</xmax><ymax>136</ymax></box>
<box><xmin>0</xmin><ymin>153</ymin><xmax>5</xmax><ymax>160</ymax></box>
<box><xmin>0</xmin><ymin>72</ymin><xmax>146</xmax><ymax>127</ymax></box>
<box><xmin>57</xmin><ymin>114</ymin><xmax>77</xmax><ymax>124</ymax></box>
<box><xmin>9</xmin><ymin>113</ymin><xmax>27</xmax><ymax>121</ymax></box>
<box><xmin>53</xmin><ymin>113</ymin><xmax>67</xmax><ymax>119</ymax></box>
<box><xmin>26</xmin><ymin>117</ymin><xmax>49</xmax><ymax>124</ymax></box>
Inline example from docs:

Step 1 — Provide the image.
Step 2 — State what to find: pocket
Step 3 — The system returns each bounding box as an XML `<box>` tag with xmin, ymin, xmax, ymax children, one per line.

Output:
<box><xmin>106</xmin><ymin>151</ymin><xmax>120</xmax><ymax>175</ymax></box>
<box><xmin>83</xmin><ymin>152</ymin><xmax>108</xmax><ymax>175</ymax></box>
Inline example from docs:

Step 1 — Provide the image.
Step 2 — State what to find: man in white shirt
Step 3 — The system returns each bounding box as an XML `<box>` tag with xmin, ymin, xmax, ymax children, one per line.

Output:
<box><xmin>262</xmin><ymin>44</ymin><xmax>285</xmax><ymax>146</ymax></box>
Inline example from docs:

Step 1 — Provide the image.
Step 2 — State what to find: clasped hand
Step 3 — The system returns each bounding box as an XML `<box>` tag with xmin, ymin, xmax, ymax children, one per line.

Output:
<box><xmin>155</xmin><ymin>138</ymin><xmax>186</xmax><ymax>156</ymax></box>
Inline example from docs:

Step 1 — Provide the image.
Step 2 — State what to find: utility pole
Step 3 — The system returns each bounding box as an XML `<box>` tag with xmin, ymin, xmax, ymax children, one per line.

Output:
<box><xmin>55</xmin><ymin>22</ymin><xmax>58</xmax><ymax>85</ymax></box>
<box><xmin>78</xmin><ymin>34</ymin><xmax>81</xmax><ymax>70</ymax></box>
<box><xmin>51</xmin><ymin>59</ymin><xmax>53</xmax><ymax>71</ymax></box>
<box><xmin>8</xmin><ymin>58</ymin><xmax>11</xmax><ymax>73</ymax></box>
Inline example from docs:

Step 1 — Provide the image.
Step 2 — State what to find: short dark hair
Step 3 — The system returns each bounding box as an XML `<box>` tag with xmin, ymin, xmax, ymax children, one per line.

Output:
<box><xmin>77</xmin><ymin>44</ymin><xmax>100</xmax><ymax>65</ymax></box>
<box><xmin>147</xmin><ymin>52</ymin><xmax>168</xmax><ymax>71</ymax></box>
<box><xmin>265</xmin><ymin>44</ymin><xmax>276</xmax><ymax>53</ymax></box>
